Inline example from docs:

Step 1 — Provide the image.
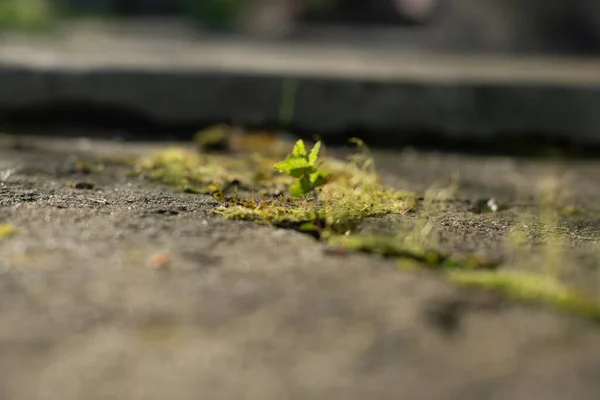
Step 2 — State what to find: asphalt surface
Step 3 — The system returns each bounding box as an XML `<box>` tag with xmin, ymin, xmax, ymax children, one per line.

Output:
<box><xmin>1</xmin><ymin>135</ymin><xmax>600</xmax><ymax>399</ymax></box>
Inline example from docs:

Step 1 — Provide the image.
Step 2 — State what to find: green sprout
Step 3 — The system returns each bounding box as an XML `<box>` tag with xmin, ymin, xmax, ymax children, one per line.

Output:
<box><xmin>273</xmin><ymin>139</ymin><xmax>327</xmax><ymax>197</ymax></box>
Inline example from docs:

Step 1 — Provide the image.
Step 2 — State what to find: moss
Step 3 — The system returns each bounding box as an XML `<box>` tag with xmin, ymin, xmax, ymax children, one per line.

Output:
<box><xmin>0</xmin><ymin>224</ymin><xmax>18</xmax><ymax>239</ymax></box>
<box><xmin>215</xmin><ymin>177</ymin><xmax>415</xmax><ymax>237</ymax></box>
<box><xmin>133</xmin><ymin>146</ymin><xmax>265</xmax><ymax>197</ymax></box>
<box><xmin>328</xmin><ymin>234</ymin><xmax>499</xmax><ymax>270</ymax></box>
<box><xmin>134</xmin><ymin>138</ymin><xmax>416</xmax><ymax>235</ymax></box>
<box><xmin>193</xmin><ymin>124</ymin><xmax>231</xmax><ymax>152</ymax></box>
<box><xmin>72</xmin><ymin>159</ymin><xmax>105</xmax><ymax>175</ymax></box>
<box><xmin>214</xmin><ymin>144</ymin><xmax>416</xmax><ymax>236</ymax></box>
<box><xmin>218</xmin><ymin>197</ymin><xmax>325</xmax><ymax>235</ymax></box>
<box><xmin>448</xmin><ymin>270</ymin><xmax>600</xmax><ymax>321</ymax></box>
<box><xmin>131</xmin><ymin>133</ymin><xmax>600</xmax><ymax>322</ymax></box>
<box><xmin>559</xmin><ymin>205</ymin><xmax>586</xmax><ymax>216</ymax></box>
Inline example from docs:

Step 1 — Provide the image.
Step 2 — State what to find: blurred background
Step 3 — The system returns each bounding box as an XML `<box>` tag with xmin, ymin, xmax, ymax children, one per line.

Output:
<box><xmin>2</xmin><ymin>0</ymin><xmax>600</xmax><ymax>56</ymax></box>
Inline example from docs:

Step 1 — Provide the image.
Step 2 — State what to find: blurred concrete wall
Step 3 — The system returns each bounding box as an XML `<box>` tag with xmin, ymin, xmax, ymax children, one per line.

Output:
<box><xmin>438</xmin><ymin>0</ymin><xmax>600</xmax><ymax>54</ymax></box>
<box><xmin>51</xmin><ymin>0</ymin><xmax>600</xmax><ymax>54</ymax></box>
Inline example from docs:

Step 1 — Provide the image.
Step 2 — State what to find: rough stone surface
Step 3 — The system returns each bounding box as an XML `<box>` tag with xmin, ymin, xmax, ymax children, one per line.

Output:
<box><xmin>1</xmin><ymin>135</ymin><xmax>600</xmax><ymax>399</ymax></box>
<box><xmin>2</xmin><ymin>21</ymin><xmax>600</xmax><ymax>145</ymax></box>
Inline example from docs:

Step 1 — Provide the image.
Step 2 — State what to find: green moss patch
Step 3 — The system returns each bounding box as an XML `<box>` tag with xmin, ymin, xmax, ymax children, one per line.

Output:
<box><xmin>448</xmin><ymin>270</ymin><xmax>600</xmax><ymax>321</ymax></box>
<box><xmin>0</xmin><ymin>224</ymin><xmax>18</xmax><ymax>239</ymax></box>
<box><xmin>134</xmin><ymin>146</ymin><xmax>289</xmax><ymax>197</ymax></box>
<box><xmin>130</xmin><ymin>133</ymin><xmax>600</xmax><ymax>323</ymax></box>
<box><xmin>134</xmin><ymin>137</ymin><xmax>417</xmax><ymax>237</ymax></box>
<box><xmin>214</xmin><ymin>139</ymin><xmax>416</xmax><ymax>237</ymax></box>
<box><xmin>328</xmin><ymin>234</ymin><xmax>499</xmax><ymax>270</ymax></box>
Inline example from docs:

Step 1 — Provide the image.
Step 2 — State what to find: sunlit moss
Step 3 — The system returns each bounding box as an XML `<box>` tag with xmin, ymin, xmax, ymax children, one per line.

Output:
<box><xmin>135</xmin><ymin>138</ymin><xmax>416</xmax><ymax>236</ymax></box>
<box><xmin>328</xmin><ymin>234</ymin><xmax>498</xmax><ymax>270</ymax></box>
<box><xmin>133</xmin><ymin>147</ymin><xmax>260</xmax><ymax>195</ymax></box>
<box><xmin>131</xmin><ymin>133</ymin><xmax>600</xmax><ymax>323</ymax></box>
<box><xmin>216</xmin><ymin>160</ymin><xmax>415</xmax><ymax>236</ymax></box>
<box><xmin>0</xmin><ymin>224</ymin><xmax>18</xmax><ymax>239</ymax></box>
<box><xmin>193</xmin><ymin>124</ymin><xmax>231</xmax><ymax>152</ymax></box>
<box><xmin>448</xmin><ymin>270</ymin><xmax>600</xmax><ymax>321</ymax></box>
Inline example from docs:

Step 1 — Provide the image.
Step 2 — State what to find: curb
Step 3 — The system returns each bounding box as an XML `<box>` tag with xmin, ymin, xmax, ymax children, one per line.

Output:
<box><xmin>2</xmin><ymin>31</ymin><xmax>600</xmax><ymax>146</ymax></box>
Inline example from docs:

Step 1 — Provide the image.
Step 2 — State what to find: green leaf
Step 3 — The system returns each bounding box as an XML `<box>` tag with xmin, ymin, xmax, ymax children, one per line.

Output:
<box><xmin>309</xmin><ymin>170</ymin><xmax>327</xmax><ymax>187</ymax></box>
<box><xmin>274</xmin><ymin>139</ymin><xmax>326</xmax><ymax>197</ymax></box>
<box><xmin>289</xmin><ymin>167</ymin><xmax>314</xmax><ymax>178</ymax></box>
<box><xmin>274</xmin><ymin>156</ymin><xmax>309</xmax><ymax>172</ymax></box>
<box><xmin>292</xmin><ymin>140</ymin><xmax>307</xmax><ymax>157</ymax></box>
<box><xmin>274</xmin><ymin>156</ymin><xmax>313</xmax><ymax>178</ymax></box>
<box><xmin>290</xmin><ymin>177</ymin><xmax>313</xmax><ymax>197</ymax></box>
<box><xmin>308</xmin><ymin>141</ymin><xmax>321</xmax><ymax>165</ymax></box>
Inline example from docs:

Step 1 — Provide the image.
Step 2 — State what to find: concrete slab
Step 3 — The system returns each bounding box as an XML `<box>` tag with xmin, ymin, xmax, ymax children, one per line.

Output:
<box><xmin>1</xmin><ymin>135</ymin><xmax>600</xmax><ymax>399</ymax></box>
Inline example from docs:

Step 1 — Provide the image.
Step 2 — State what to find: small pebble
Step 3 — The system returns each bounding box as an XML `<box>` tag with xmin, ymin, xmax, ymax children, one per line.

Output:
<box><xmin>148</xmin><ymin>252</ymin><xmax>173</xmax><ymax>270</ymax></box>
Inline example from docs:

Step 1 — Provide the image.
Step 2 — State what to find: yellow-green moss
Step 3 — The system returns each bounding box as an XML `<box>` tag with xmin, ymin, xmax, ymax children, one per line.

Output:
<box><xmin>0</xmin><ymin>224</ymin><xmax>18</xmax><ymax>239</ymax></box>
<box><xmin>72</xmin><ymin>159</ymin><xmax>106</xmax><ymax>174</ymax></box>
<box><xmin>134</xmin><ymin>138</ymin><xmax>416</xmax><ymax>236</ymax></box>
<box><xmin>448</xmin><ymin>270</ymin><xmax>600</xmax><ymax>321</ymax></box>
<box><xmin>215</xmin><ymin>153</ymin><xmax>415</xmax><ymax>235</ymax></box>
<box><xmin>133</xmin><ymin>147</ymin><xmax>260</xmax><ymax>195</ymax></box>
<box><xmin>559</xmin><ymin>206</ymin><xmax>586</xmax><ymax>216</ymax></box>
<box><xmin>193</xmin><ymin>124</ymin><xmax>231</xmax><ymax>152</ymax></box>
<box><xmin>218</xmin><ymin>197</ymin><xmax>324</xmax><ymax>231</ymax></box>
<box><xmin>130</xmin><ymin>134</ymin><xmax>600</xmax><ymax>323</ymax></box>
<box><xmin>328</xmin><ymin>234</ymin><xmax>498</xmax><ymax>270</ymax></box>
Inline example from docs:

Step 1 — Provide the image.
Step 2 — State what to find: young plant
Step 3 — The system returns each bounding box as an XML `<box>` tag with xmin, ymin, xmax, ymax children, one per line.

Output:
<box><xmin>274</xmin><ymin>140</ymin><xmax>327</xmax><ymax>197</ymax></box>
